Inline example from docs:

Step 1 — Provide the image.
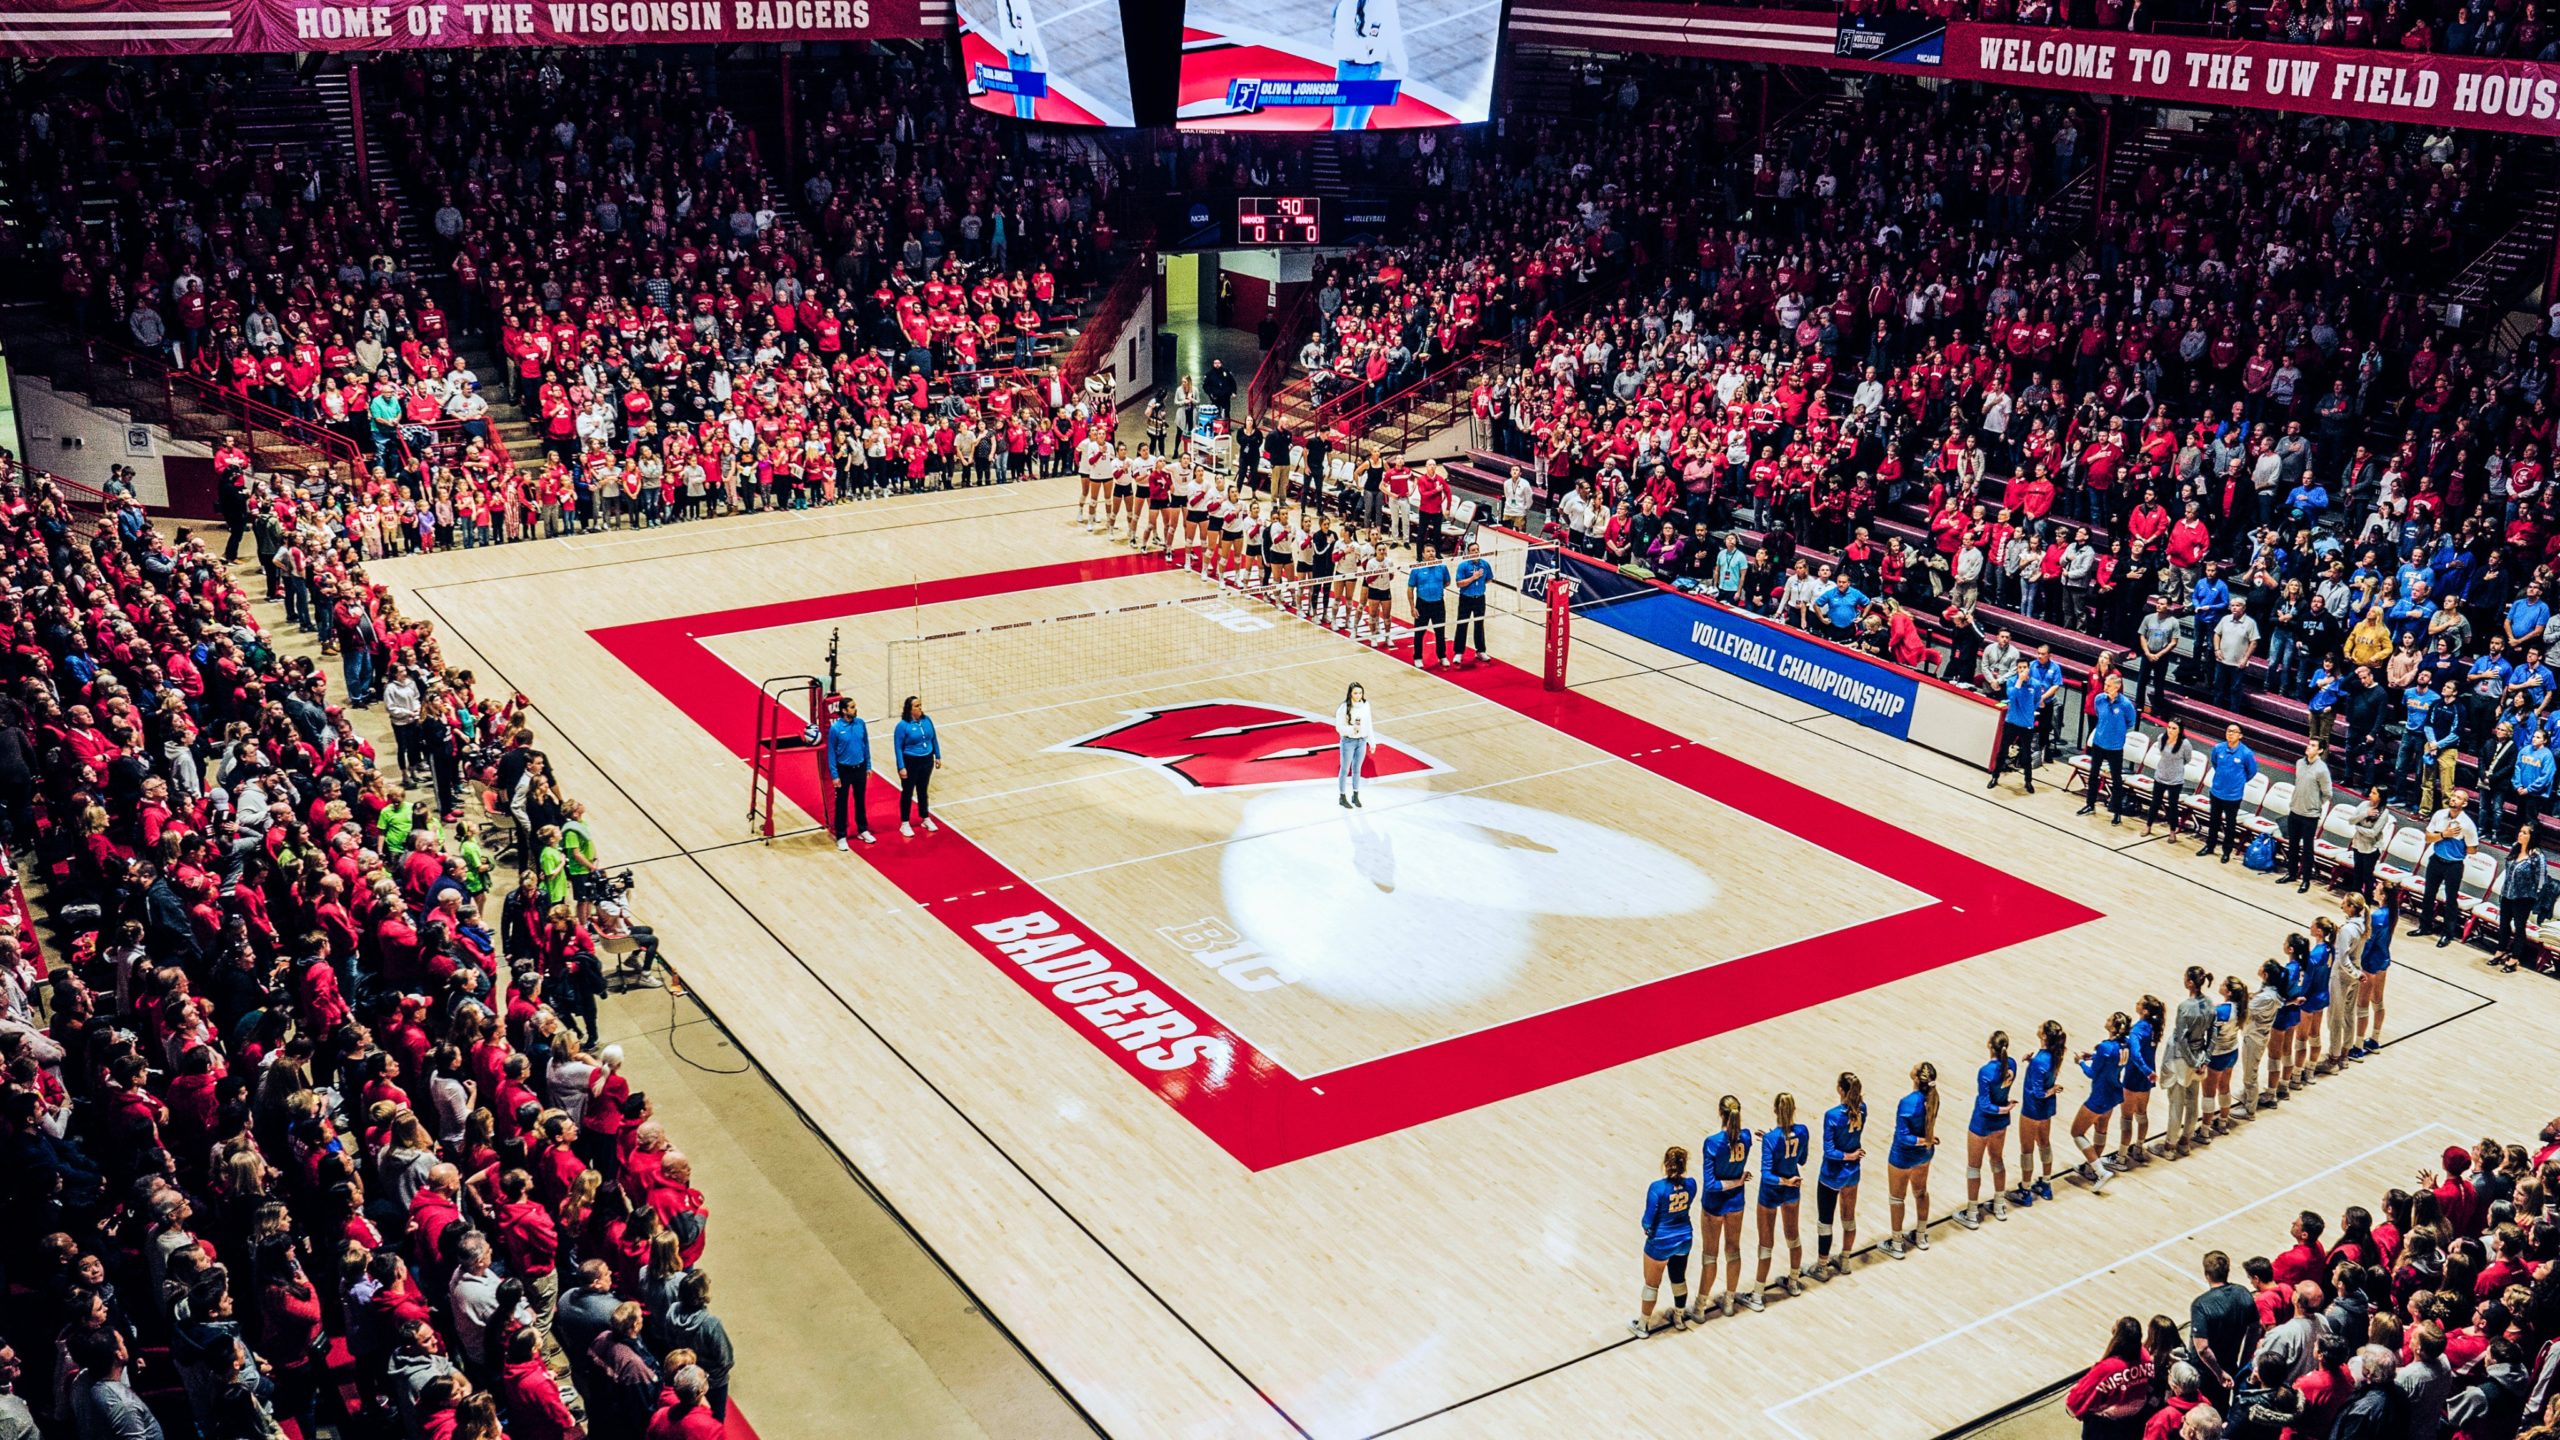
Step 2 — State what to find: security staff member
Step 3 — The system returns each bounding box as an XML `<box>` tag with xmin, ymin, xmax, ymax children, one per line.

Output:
<box><xmin>1408</xmin><ymin>545</ymin><xmax>1452</xmax><ymax>668</ymax></box>
<box><xmin>826</xmin><ymin>696</ymin><xmax>875</xmax><ymax>848</ymax></box>
<box><xmin>1450</xmin><ymin>542</ymin><xmax>1493</xmax><ymax>666</ymax></box>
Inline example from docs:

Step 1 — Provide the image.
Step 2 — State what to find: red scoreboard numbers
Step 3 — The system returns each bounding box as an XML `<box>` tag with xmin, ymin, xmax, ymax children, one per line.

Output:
<box><xmin>1236</xmin><ymin>196</ymin><xmax>1322</xmax><ymax>245</ymax></box>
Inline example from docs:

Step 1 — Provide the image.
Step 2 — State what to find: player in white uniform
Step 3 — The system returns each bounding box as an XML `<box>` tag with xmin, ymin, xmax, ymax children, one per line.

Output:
<box><xmin>1075</xmin><ymin>433</ymin><xmax>1110</xmax><ymax>526</ymax></box>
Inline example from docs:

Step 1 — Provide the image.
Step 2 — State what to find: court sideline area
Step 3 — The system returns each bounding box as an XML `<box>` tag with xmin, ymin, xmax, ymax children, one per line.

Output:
<box><xmin>349</xmin><ymin>482</ymin><xmax>2554</xmax><ymax>1440</ymax></box>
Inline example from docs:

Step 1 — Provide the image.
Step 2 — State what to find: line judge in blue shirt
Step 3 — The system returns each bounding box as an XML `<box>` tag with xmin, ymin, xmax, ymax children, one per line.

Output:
<box><xmin>2077</xmin><ymin>671</ymin><xmax>2140</xmax><ymax>824</ymax></box>
<box><xmin>1450</xmin><ymin>541</ymin><xmax>1494</xmax><ymax>666</ymax></box>
<box><xmin>825</xmin><ymin>696</ymin><xmax>876</xmax><ymax>848</ymax></box>
<box><xmin>1407</xmin><ymin>545</ymin><xmax>1453</xmax><ymax>668</ymax></box>
<box><xmin>893</xmin><ymin>696</ymin><xmax>942</xmax><ymax>837</ymax></box>
<box><xmin>2198</xmin><ymin>724</ymin><xmax>2257</xmax><ymax>863</ymax></box>
<box><xmin>1989</xmin><ymin>659</ymin><xmax>2044</xmax><ymax>794</ymax></box>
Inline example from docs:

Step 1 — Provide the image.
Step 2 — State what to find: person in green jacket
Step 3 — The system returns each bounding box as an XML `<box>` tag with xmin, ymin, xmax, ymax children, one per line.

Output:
<box><xmin>534</xmin><ymin>824</ymin><xmax>572</xmax><ymax>909</ymax></box>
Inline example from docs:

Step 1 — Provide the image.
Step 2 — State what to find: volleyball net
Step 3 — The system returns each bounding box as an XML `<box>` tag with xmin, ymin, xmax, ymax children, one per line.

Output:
<box><xmin>882</xmin><ymin>542</ymin><xmax>1560</xmax><ymax>726</ymax></box>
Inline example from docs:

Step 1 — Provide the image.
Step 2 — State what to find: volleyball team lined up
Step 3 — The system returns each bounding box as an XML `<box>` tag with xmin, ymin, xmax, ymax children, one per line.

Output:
<box><xmin>1069</xmin><ymin>432</ymin><xmax>1465</xmax><ymax>628</ymax></box>
<box><xmin>1633</xmin><ymin>891</ymin><xmax>2406</xmax><ymax>1332</ymax></box>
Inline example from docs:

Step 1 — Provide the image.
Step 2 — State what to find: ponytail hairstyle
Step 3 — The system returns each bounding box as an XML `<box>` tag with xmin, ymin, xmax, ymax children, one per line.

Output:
<box><xmin>1911</xmin><ymin>1062</ymin><xmax>1939</xmax><ymax>1141</ymax></box>
<box><xmin>2221</xmin><ymin>975</ymin><xmax>2251</xmax><ymax>1008</ymax></box>
<box><xmin>1837</xmin><ymin>1071</ymin><xmax>1865</xmax><ymax>1128</ymax></box>
<box><xmin>1663</xmin><ymin>1145</ymin><xmax>1688</xmax><ymax>1179</ymax></box>
<box><xmin>2340</xmin><ymin>893</ymin><xmax>2367</xmax><ymax>920</ymax></box>
<box><xmin>2038</xmin><ymin>1018</ymin><xmax>2067</xmax><ymax>1057</ymax></box>
<box><xmin>2106</xmin><ymin>1010</ymin><xmax>2131</xmax><ymax>1042</ymax></box>
<box><xmin>2311</xmin><ymin>915</ymin><xmax>2337</xmax><ymax>946</ymax></box>
<box><xmin>1988</xmin><ymin>1029</ymin><xmax>2015</xmax><ymax>1087</ymax></box>
<box><xmin>1772</xmin><ymin>1092</ymin><xmax>1796</xmax><ymax>1132</ymax></box>
<box><xmin>2262</xmin><ymin>957</ymin><xmax>2289</xmax><ymax>987</ymax></box>
<box><xmin>2137</xmin><ymin>994</ymin><xmax>2165</xmax><ymax>1029</ymax></box>
<box><xmin>2284</xmin><ymin>934</ymin><xmax>2309</xmax><ymax>964</ymax></box>
<box><xmin>2184</xmin><ymin>964</ymin><xmax>2212</xmax><ymax>996</ymax></box>
<box><xmin>1718</xmin><ymin>1094</ymin><xmax>1744</xmax><ymax>1145</ymax></box>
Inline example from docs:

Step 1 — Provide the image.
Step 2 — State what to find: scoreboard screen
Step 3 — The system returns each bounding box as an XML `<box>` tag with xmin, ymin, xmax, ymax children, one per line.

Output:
<box><xmin>1237</xmin><ymin>196</ymin><xmax>1322</xmax><ymax>245</ymax></box>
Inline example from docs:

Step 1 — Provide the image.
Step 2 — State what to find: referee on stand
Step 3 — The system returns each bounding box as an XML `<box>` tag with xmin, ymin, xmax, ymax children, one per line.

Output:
<box><xmin>1451</xmin><ymin>541</ymin><xmax>1492</xmax><ymax>667</ymax></box>
<box><xmin>1409</xmin><ymin>544</ymin><xmax>1452</xmax><ymax>668</ymax></box>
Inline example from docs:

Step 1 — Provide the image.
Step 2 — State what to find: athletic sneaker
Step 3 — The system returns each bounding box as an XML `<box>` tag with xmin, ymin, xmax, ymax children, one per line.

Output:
<box><xmin>1739</xmin><ymin>1290</ymin><xmax>1765</xmax><ymax>1313</ymax></box>
<box><xmin>1719</xmin><ymin>1293</ymin><xmax>1736</xmax><ymax>1319</ymax></box>
<box><xmin>900</xmin><ymin>822</ymin><xmax>915</xmax><ymax>837</ymax></box>
<box><xmin>1913</xmin><ymin>1227</ymin><xmax>1930</xmax><ymax>1250</ymax></box>
<box><xmin>1628</xmin><ymin>1317</ymin><xmax>1651</xmax><ymax>1339</ymax></box>
<box><xmin>1783</xmin><ymin>1272</ymin><xmax>1805</xmax><ymax>1296</ymax></box>
<box><xmin>1800</xmin><ymin>1262</ymin><xmax>1826</xmax><ymax>1286</ymax></box>
<box><xmin>1672</xmin><ymin>1307</ymin><xmax>1693</xmax><ymax>1331</ymax></box>
<box><xmin>1992</xmin><ymin>1195</ymin><xmax>2012</xmax><ymax>1221</ymax></box>
<box><xmin>2033</xmin><ymin>1179</ymin><xmax>2054</xmax><ymax>1202</ymax></box>
<box><xmin>1955</xmin><ymin>1205</ymin><xmax>1982</xmax><ymax>1230</ymax></box>
<box><xmin>922</xmin><ymin>817</ymin><xmax>940</xmax><ymax>833</ymax></box>
<box><xmin>858</xmin><ymin>831</ymin><xmax>876</xmax><ymax>844</ymax></box>
<box><xmin>2090</xmin><ymin>1159</ymin><xmax>2115</xmax><ymax>1194</ymax></box>
<box><xmin>1881</xmin><ymin>1234</ymin><xmax>1909</xmax><ymax>1259</ymax></box>
<box><xmin>836</xmin><ymin>837</ymin><xmax>850</xmax><ymax>851</ymax></box>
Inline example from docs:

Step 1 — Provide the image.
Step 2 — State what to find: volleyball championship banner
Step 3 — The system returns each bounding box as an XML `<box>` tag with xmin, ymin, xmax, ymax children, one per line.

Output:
<box><xmin>1522</xmin><ymin>545</ymin><xmax>2002</xmax><ymax>764</ymax></box>
<box><xmin>0</xmin><ymin>0</ymin><xmax>948</xmax><ymax>55</ymax></box>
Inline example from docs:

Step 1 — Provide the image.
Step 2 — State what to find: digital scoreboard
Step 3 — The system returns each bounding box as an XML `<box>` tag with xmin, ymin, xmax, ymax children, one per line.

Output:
<box><xmin>1236</xmin><ymin>196</ymin><xmax>1322</xmax><ymax>245</ymax></box>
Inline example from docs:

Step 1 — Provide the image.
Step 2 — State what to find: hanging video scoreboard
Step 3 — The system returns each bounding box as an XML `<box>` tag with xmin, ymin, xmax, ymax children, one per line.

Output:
<box><xmin>1237</xmin><ymin>196</ymin><xmax>1324</xmax><ymax>245</ymax></box>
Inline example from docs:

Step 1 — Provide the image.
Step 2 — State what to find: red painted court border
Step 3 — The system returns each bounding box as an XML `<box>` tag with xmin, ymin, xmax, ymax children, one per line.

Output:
<box><xmin>590</xmin><ymin>553</ymin><xmax>2102</xmax><ymax>1170</ymax></box>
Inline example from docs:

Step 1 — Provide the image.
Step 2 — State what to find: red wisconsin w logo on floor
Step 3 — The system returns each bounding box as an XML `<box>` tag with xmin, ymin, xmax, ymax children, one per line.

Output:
<box><xmin>1054</xmin><ymin>700</ymin><xmax>1451</xmax><ymax>790</ymax></box>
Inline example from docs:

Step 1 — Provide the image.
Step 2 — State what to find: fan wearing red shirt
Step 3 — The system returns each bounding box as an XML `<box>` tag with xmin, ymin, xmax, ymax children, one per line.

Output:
<box><xmin>2270</xmin><ymin>1210</ymin><xmax>2330</xmax><ymax>1292</ymax></box>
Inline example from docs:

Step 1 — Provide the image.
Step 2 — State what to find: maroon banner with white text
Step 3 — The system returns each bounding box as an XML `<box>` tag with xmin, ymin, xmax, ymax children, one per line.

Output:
<box><xmin>1508</xmin><ymin>3</ymin><xmax>2560</xmax><ymax>138</ymax></box>
<box><xmin>0</xmin><ymin>0</ymin><xmax>948</xmax><ymax>55</ymax></box>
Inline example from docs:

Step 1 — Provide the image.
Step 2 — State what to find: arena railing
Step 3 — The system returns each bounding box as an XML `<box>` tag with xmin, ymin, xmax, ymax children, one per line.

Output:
<box><xmin>0</xmin><ymin>313</ymin><xmax>365</xmax><ymax>478</ymax></box>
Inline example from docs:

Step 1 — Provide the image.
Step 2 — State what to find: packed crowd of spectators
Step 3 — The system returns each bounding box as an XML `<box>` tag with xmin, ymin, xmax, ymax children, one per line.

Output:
<box><xmin>1432</xmin><ymin>76</ymin><xmax>2560</xmax><ymax>873</ymax></box>
<box><xmin>0</xmin><ymin>457</ymin><xmax>732</xmax><ymax>1440</ymax></box>
<box><xmin>2076</xmin><ymin>1128</ymin><xmax>2560</xmax><ymax>1440</ymax></box>
<box><xmin>7</xmin><ymin>48</ymin><xmax>1141</xmax><ymax>557</ymax></box>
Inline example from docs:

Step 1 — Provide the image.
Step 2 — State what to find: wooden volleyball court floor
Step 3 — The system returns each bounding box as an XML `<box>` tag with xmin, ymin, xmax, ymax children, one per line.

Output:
<box><xmin>368</xmin><ymin>476</ymin><xmax>2551</xmax><ymax>1440</ymax></box>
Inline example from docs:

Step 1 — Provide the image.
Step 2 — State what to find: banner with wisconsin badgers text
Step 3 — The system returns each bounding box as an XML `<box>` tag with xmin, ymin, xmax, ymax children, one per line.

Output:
<box><xmin>0</xmin><ymin>0</ymin><xmax>949</xmax><ymax>55</ymax></box>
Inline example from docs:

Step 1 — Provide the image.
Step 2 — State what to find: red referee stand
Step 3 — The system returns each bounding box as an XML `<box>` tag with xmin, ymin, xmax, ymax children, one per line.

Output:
<box><xmin>749</xmin><ymin>674</ymin><xmax>831</xmax><ymax>838</ymax></box>
<box><xmin>1544</xmin><ymin>574</ymin><xmax>1574</xmax><ymax>691</ymax></box>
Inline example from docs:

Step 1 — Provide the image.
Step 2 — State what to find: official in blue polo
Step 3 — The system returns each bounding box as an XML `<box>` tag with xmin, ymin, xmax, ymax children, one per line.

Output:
<box><xmin>2027</xmin><ymin>645</ymin><xmax>2069</xmax><ymax>763</ymax></box>
<box><xmin>825</xmin><ymin>695</ymin><xmax>876</xmax><ymax>849</ymax></box>
<box><xmin>2077</xmin><ymin>671</ymin><xmax>2140</xmax><ymax>824</ymax></box>
<box><xmin>1408</xmin><ymin>545</ymin><xmax>1453</xmax><ymax>668</ymax></box>
<box><xmin>2198</xmin><ymin>723</ymin><xmax>2258</xmax><ymax>863</ymax></box>
<box><xmin>1988</xmin><ymin>659</ymin><xmax>2044</xmax><ymax>794</ymax></box>
<box><xmin>1450</xmin><ymin>541</ymin><xmax>1494</xmax><ymax>666</ymax></box>
<box><xmin>1815</xmin><ymin>576</ymin><xmax>1870</xmax><ymax>645</ymax></box>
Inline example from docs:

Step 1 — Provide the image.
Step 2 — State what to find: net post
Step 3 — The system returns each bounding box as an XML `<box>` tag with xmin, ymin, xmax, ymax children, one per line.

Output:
<box><xmin>1543</xmin><ymin>574</ymin><xmax>1572</xmax><ymax>692</ymax></box>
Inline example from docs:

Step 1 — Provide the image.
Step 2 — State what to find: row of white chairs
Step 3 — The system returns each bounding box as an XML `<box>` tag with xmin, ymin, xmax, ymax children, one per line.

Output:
<box><xmin>2063</xmin><ymin>735</ymin><xmax>2556</xmax><ymax>945</ymax></box>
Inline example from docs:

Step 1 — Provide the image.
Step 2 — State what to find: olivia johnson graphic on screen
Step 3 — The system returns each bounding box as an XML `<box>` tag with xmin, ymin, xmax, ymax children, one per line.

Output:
<box><xmin>1176</xmin><ymin>0</ymin><xmax>1500</xmax><ymax>131</ymax></box>
<box><xmin>957</xmin><ymin>0</ymin><xmax>1139</xmax><ymax>127</ymax></box>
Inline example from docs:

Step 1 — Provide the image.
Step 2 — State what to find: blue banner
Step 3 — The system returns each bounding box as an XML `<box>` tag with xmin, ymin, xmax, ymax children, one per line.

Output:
<box><xmin>974</xmin><ymin>61</ymin><xmax>1048</xmax><ymax>97</ymax></box>
<box><xmin>1527</xmin><ymin>551</ymin><xmax>1919</xmax><ymax>740</ymax></box>
<box><xmin>1226</xmin><ymin>77</ymin><xmax>1403</xmax><ymax>109</ymax></box>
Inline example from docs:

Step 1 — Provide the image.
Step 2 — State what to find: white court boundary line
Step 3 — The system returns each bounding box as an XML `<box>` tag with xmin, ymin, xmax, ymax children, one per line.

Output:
<box><xmin>1761</xmin><ymin>1121</ymin><xmax>2464</xmax><ymax>1440</ymax></box>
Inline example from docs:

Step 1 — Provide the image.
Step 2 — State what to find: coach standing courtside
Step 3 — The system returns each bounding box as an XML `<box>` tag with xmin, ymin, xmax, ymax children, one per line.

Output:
<box><xmin>2077</xmin><ymin>672</ymin><xmax>2138</xmax><ymax>823</ymax></box>
<box><xmin>827</xmin><ymin>697</ymin><xmax>876</xmax><ymax>849</ymax></box>
<box><xmin>2281</xmin><ymin>741</ymin><xmax>2333</xmax><ymax>892</ymax></box>
<box><xmin>1989</xmin><ymin>658</ymin><xmax>2043</xmax><ymax>793</ymax></box>
<box><xmin>2199</xmin><ymin>725</ymin><xmax>2258</xmax><ymax>863</ymax></box>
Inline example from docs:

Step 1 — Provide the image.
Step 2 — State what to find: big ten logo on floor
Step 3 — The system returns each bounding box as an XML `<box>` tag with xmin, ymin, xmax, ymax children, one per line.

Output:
<box><xmin>1189</xmin><ymin>600</ymin><xmax>1275</xmax><ymax>633</ymax></box>
<box><xmin>1158</xmin><ymin>917</ymin><xmax>1298</xmax><ymax>992</ymax></box>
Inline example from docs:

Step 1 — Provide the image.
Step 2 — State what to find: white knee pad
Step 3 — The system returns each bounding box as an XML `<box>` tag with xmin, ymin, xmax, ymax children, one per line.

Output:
<box><xmin>1817</xmin><ymin>1223</ymin><xmax>1834</xmax><ymax>1239</ymax></box>
<box><xmin>1642</xmin><ymin>1284</ymin><xmax>1659</xmax><ymax>1302</ymax></box>
<box><xmin>1757</xmin><ymin>1246</ymin><xmax>1774</xmax><ymax>1262</ymax></box>
<box><xmin>1966</xmin><ymin>1166</ymin><xmax>1983</xmax><ymax>1180</ymax></box>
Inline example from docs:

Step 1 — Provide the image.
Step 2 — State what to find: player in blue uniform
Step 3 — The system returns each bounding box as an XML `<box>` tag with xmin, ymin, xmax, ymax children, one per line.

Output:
<box><xmin>2271</xmin><ymin>934</ymin><xmax>2309</xmax><ymax>1102</ymax></box>
<box><xmin>2012</xmin><ymin>1021</ymin><xmax>2066</xmax><ymax>1207</ymax></box>
<box><xmin>2118</xmin><ymin>996</ymin><xmax>2163</xmax><ymax>1170</ymax></box>
<box><xmin>2300</xmin><ymin>918</ymin><xmax>2337</xmax><ymax>1077</ymax></box>
<box><xmin>1813</xmin><ymin>1073</ymin><xmax>1866</xmax><ymax>1280</ymax></box>
<box><xmin>1881</xmin><ymin>1063</ymin><xmax>1940</xmax><ymax>1257</ymax></box>
<box><xmin>1958</xmin><ymin>1031</ymin><xmax>2017</xmax><ymax>1229</ymax></box>
<box><xmin>1748</xmin><ymin>1093</ymin><xmax>1811</xmax><ymax>1306</ymax></box>
<box><xmin>2069</xmin><ymin>1012</ymin><xmax>2128</xmax><ymax>1194</ymax></box>
<box><xmin>1692</xmin><ymin>1095</ymin><xmax>1754</xmax><ymax>1320</ymax></box>
<box><xmin>1631</xmin><ymin>1145</ymin><xmax>1697</xmax><ymax>1336</ymax></box>
<box><xmin>2356</xmin><ymin>886</ymin><xmax>2399</xmax><ymax>1055</ymax></box>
